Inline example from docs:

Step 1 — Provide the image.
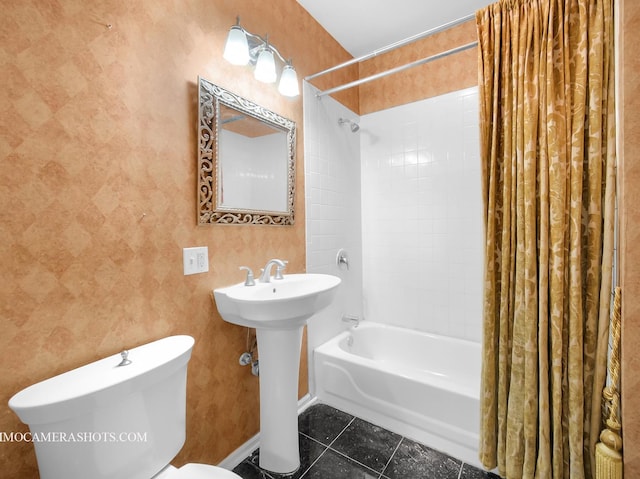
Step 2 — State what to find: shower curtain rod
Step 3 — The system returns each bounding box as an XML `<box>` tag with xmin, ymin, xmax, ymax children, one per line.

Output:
<box><xmin>305</xmin><ymin>12</ymin><xmax>475</xmax><ymax>81</ymax></box>
<box><xmin>314</xmin><ymin>41</ymin><xmax>478</xmax><ymax>98</ymax></box>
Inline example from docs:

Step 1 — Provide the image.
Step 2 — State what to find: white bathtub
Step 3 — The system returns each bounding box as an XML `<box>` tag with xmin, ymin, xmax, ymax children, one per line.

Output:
<box><xmin>314</xmin><ymin>321</ymin><xmax>482</xmax><ymax>466</ymax></box>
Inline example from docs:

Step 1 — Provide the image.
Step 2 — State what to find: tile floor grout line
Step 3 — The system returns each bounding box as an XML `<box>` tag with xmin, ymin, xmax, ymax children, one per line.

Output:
<box><xmin>245</xmin><ymin>433</ymin><xmax>329</xmax><ymax>479</ymax></box>
<box><xmin>238</xmin><ymin>407</ymin><xmax>493</xmax><ymax>479</ymax></box>
<box><xmin>298</xmin><ymin>417</ymin><xmax>356</xmax><ymax>479</ymax></box>
<box><xmin>325</xmin><ymin>416</ymin><xmax>386</xmax><ymax>476</ymax></box>
<box><xmin>325</xmin><ymin>442</ymin><xmax>387</xmax><ymax>478</ymax></box>
<box><xmin>378</xmin><ymin>436</ymin><xmax>404</xmax><ymax>479</ymax></box>
<box><xmin>325</xmin><ymin>416</ymin><xmax>356</xmax><ymax>449</ymax></box>
<box><xmin>246</xmin><ymin>457</ymin><xmax>276</xmax><ymax>479</ymax></box>
<box><xmin>297</xmin><ymin>446</ymin><xmax>327</xmax><ymax>478</ymax></box>
<box><xmin>320</xmin><ymin>417</ymin><xmax>403</xmax><ymax>479</ymax></box>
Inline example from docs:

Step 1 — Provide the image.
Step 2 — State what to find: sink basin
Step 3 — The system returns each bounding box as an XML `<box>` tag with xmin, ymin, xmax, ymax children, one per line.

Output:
<box><xmin>213</xmin><ymin>273</ymin><xmax>341</xmax><ymax>329</ymax></box>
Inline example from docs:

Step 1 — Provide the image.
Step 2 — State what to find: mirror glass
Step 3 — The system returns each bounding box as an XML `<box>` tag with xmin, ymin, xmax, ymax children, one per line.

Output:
<box><xmin>198</xmin><ymin>78</ymin><xmax>296</xmax><ymax>225</ymax></box>
<box><xmin>218</xmin><ymin>104</ymin><xmax>288</xmax><ymax>212</ymax></box>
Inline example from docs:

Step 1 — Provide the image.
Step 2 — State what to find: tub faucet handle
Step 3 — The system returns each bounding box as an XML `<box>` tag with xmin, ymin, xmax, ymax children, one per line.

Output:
<box><xmin>337</xmin><ymin>249</ymin><xmax>350</xmax><ymax>270</ymax></box>
<box><xmin>117</xmin><ymin>350</ymin><xmax>132</xmax><ymax>367</ymax></box>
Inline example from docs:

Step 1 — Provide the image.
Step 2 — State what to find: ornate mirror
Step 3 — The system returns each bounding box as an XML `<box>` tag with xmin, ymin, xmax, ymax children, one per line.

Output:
<box><xmin>198</xmin><ymin>77</ymin><xmax>296</xmax><ymax>225</ymax></box>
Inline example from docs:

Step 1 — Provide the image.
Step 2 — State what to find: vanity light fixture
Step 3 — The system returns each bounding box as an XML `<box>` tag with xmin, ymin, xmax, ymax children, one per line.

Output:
<box><xmin>278</xmin><ymin>62</ymin><xmax>299</xmax><ymax>97</ymax></box>
<box><xmin>254</xmin><ymin>38</ymin><xmax>277</xmax><ymax>84</ymax></box>
<box><xmin>222</xmin><ymin>21</ymin><xmax>250</xmax><ymax>65</ymax></box>
<box><xmin>223</xmin><ymin>17</ymin><xmax>300</xmax><ymax>97</ymax></box>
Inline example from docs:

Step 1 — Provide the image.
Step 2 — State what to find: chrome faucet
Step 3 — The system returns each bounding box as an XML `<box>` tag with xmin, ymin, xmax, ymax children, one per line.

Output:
<box><xmin>259</xmin><ymin>259</ymin><xmax>286</xmax><ymax>283</ymax></box>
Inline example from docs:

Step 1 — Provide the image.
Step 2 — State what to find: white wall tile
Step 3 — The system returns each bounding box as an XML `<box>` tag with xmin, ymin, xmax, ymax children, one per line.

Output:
<box><xmin>305</xmin><ymin>83</ymin><xmax>483</xmax><ymax>356</ymax></box>
<box><xmin>303</xmin><ymin>82</ymin><xmax>364</xmax><ymax>368</ymax></box>
<box><xmin>360</xmin><ymin>87</ymin><xmax>483</xmax><ymax>341</ymax></box>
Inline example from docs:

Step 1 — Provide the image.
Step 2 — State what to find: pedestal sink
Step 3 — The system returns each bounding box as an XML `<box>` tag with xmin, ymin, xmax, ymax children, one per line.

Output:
<box><xmin>213</xmin><ymin>272</ymin><xmax>341</xmax><ymax>474</ymax></box>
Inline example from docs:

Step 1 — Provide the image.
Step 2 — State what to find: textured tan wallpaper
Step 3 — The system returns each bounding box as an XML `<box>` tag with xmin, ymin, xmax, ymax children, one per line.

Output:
<box><xmin>620</xmin><ymin>0</ymin><xmax>640</xmax><ymax>475</ymax></box>
<box><xmin>0</xmin><ymin>0</ymin><xmax>356</xmax><ymax>477</ymax></box>
<box><xmin>2</xmin><ymin>0</ymin><xmax>638</xmax><ymax>477</ymax></box>
<box><xmin>358</xmin><ymin>21</ymin><xmax>478</xmax><ymax>114</ymax></box>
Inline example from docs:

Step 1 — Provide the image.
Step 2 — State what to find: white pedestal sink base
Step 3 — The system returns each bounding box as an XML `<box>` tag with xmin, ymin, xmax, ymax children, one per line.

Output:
<box><xmin>256</xmin><ymin>326</ymin><xmax>303</xmax><ymax>474</ymax></box>
<box><xmin>213</xmin><ymin>273</ymin><xmax>341</xmax><ymax>473</ymax></box>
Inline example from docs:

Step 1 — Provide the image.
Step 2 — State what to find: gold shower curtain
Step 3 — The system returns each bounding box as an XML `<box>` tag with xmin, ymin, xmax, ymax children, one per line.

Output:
<box><xmin>476</xmin><ymin>0</ymin><xmax>616</xmax><ymax>478</ymax></box>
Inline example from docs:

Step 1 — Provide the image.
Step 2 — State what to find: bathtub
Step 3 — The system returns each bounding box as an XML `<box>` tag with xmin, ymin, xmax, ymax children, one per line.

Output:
<box><xmin>314</xmin><ymin>321</ymin><xmax>482</xmax><ymax>466</ymax></box>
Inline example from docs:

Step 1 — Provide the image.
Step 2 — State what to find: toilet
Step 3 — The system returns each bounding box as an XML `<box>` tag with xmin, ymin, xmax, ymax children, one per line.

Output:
<box><xmin>8</xmin><ymin>335</ymin><xmax>242</xmax><ymax>479</ymax></box>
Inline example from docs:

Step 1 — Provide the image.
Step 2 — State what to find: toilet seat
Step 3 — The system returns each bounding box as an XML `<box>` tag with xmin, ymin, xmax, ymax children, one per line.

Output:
<box><xmin>156</xmin><ymin>463</ymin><xmax>242</xmax><ymax>479</ymax></box>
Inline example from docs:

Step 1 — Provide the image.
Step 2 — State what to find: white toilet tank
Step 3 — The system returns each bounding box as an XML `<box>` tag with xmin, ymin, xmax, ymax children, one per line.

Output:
<box><xmin>9</xmin><ymin>335</ymin><xmax>196</xmax><ymax>479</ymax></box>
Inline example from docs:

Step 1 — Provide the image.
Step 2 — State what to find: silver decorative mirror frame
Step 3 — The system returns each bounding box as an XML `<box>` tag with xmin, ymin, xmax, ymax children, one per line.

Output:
<box><xmin>197</xmin><ymin>77</ymin><xmax>296</xmax><ymax>225</ymax></box>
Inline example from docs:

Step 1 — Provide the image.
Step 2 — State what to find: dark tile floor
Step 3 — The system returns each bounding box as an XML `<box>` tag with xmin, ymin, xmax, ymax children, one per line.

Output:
<box><xmin>232</xmin><ymin>403</ymin><xmax>500</xmax><ymax>479</ymax></box>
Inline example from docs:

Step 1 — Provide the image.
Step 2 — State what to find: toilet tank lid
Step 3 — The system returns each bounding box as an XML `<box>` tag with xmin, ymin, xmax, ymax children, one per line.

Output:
<box><xmin>8</xmin><ymin>335</ymin><xmax>195</xmax><ymax>425</ymax></box>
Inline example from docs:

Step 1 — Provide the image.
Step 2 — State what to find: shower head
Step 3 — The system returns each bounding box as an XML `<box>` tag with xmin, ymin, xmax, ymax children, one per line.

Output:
<box><xmin>338</xmin><ymin>118</ymin><xmax>360</xmax><ymax>133</ymax></box>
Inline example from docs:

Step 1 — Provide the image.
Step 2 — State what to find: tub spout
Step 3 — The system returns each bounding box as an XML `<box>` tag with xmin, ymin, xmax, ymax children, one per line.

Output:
<box><xmin>342</xmin><ymin>315</ymin><xmax>360</xmax><ymax>328</ymax></box>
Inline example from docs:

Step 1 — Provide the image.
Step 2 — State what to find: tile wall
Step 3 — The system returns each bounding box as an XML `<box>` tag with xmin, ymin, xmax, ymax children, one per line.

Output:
<box><xmin>304</xmin><ymin>84</ymin><xmax>482</xmax><ymax>344</ymax></box>
<box><xmin>303</xmin><ymin>82</ymin><xmax>364</xmax><ymax>384</ymax></box>
<box><xmin>360</xmin><ymin>87</ymin><xmax>483</xmax><ymax>341</ymax></box>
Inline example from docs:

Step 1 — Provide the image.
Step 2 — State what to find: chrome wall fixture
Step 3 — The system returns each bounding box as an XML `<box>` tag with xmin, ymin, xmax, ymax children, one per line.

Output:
<box><xmin>338</xmin><ymin>118</ymin><xmax>360</xmax><ymax>133</ymax></box>
<box><xmin>223</xmin><ymin>16</ymin><xmax>299</xmax><ymax>97</ymax></box>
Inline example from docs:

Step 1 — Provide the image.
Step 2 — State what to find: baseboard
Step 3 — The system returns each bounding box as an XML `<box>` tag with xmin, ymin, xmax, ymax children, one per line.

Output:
<box><xmin>216</xmin><ymin>431</ymin><xmax>260</xmax><ymax>471</ymax></box>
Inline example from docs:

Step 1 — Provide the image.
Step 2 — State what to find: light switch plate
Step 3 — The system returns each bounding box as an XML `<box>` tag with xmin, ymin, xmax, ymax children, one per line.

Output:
<box><xmin>183</xmin><ymin>247</ymin><xmax>209</xmax><ymax>275</ymax></box>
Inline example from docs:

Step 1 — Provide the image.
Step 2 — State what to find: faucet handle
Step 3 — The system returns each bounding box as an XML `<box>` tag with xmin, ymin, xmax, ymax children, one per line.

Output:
<box><xmin>239</xmin><ymin>266</ymin><xmax>255</xmax><ymax>286</ymax></box>
<box><xmin>274</xmin><ymin>260</ymin><xmax>288</xmax><ymax>280</ymax></box>
<box><xmin>337</xmin><ymin>249</ymin><xmax>350</xmax><ymax>270</ymax></box>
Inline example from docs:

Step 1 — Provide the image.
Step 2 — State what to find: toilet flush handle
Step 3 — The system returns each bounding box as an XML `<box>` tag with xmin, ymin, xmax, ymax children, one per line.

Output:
<box><xmin>117</xmin><ymin>350</ymin><xmax>132</xmax><ymax>367</ymax></box>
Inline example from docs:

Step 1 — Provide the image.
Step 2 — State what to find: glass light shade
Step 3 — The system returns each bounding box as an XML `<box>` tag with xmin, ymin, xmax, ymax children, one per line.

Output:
<box><xmin>254</xmin><ymin>48</ymin><xmax>277</xmax><ymax>83</ymax></box>
<box><xmin>223</xmin><ymin>26</ymin><xmax>250</xmax><ymax>65</ymax></box>
<box><xmin>278</xmin><ymin>64</ymin><xmax>300</xmax><ymax>97</ymax></box>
